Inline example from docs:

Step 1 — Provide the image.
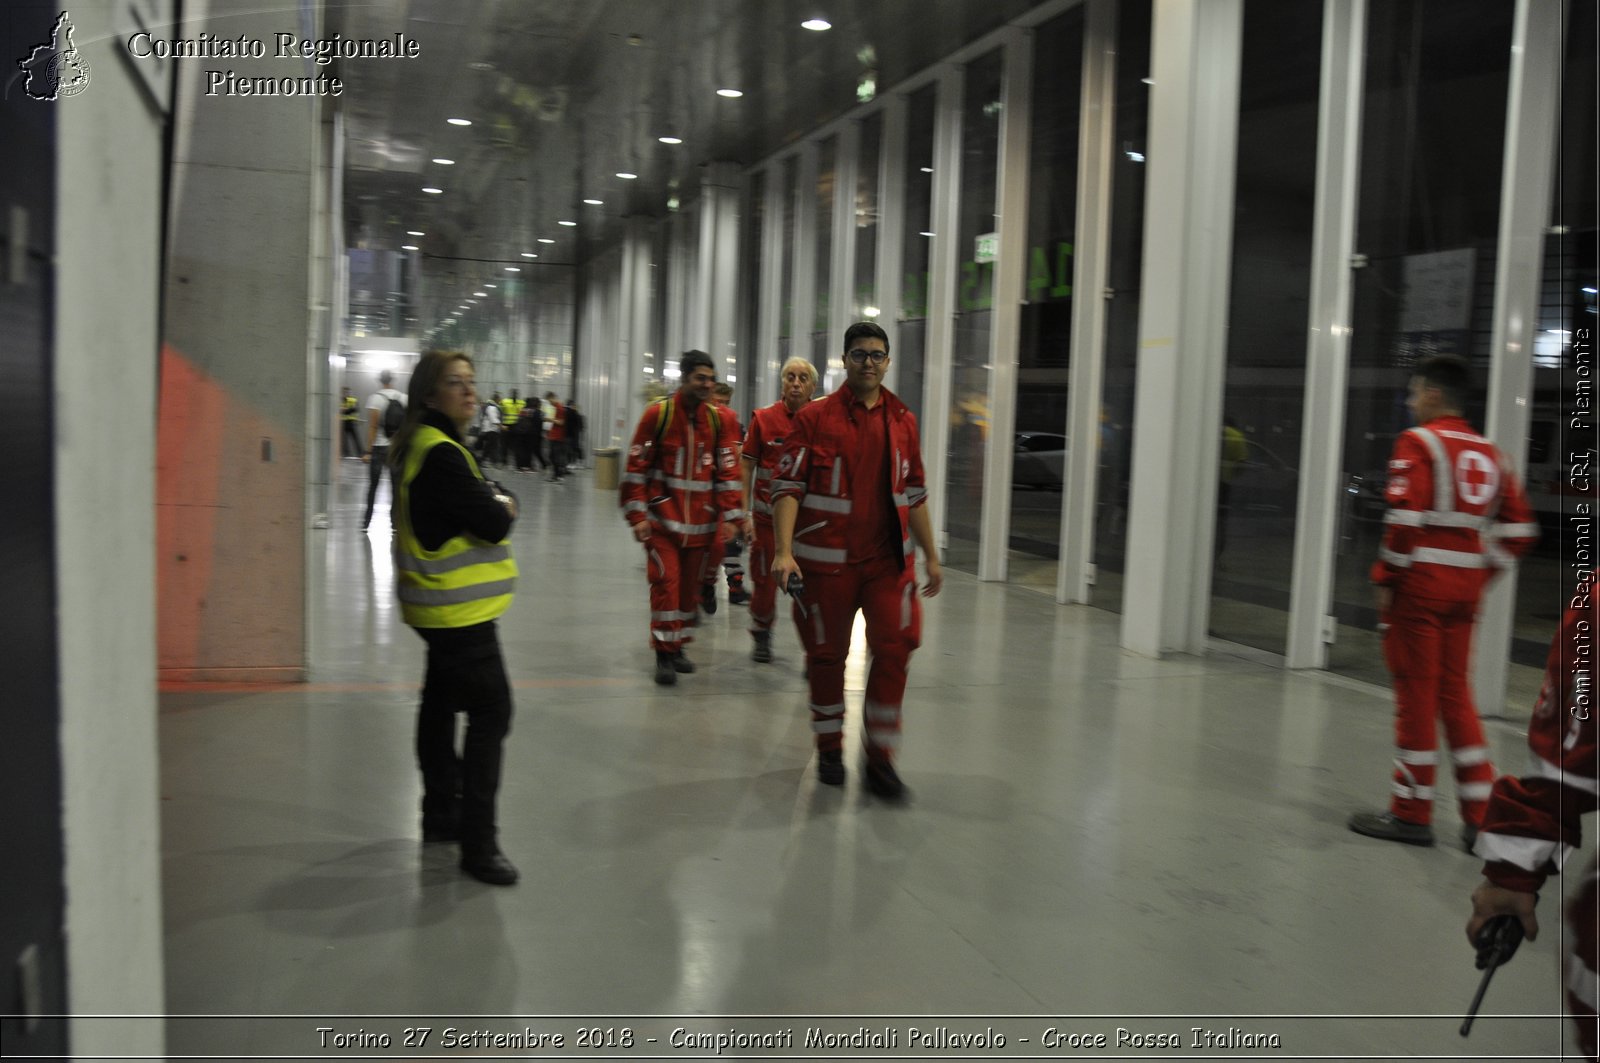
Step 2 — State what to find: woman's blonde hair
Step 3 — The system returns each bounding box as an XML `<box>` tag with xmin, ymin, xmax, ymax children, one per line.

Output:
<box><xmin>388</xmin><ymin>349</ymin><xmax>474</xmax><ymax>468</ymax></box>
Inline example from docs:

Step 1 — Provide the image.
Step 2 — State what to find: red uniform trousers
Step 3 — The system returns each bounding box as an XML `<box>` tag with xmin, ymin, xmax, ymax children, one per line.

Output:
<box><xmin>747</xmin><ymin>521</ymin><xmax>778</xmax><ymax>632</ymax></box>
<box><xmin>793</xmin><ymin>555</ymin><xmax>921</xmax><ymax>761</ymax></box>
<box><xmin>1382</xmin><ymin>592</ymin><xmax>1495</xmax><ymax>826</ymax></box>
<box><xmin>645</xmin><ymin>532</ymin><xmax>709</xmax><ymax>653</ymax></box>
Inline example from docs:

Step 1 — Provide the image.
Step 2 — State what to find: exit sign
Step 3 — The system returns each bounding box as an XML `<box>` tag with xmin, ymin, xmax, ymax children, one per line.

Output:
<box><xmin>974</xmin><ymin>231</ymin><xmax>999</xmax><ymax>263</ymax></box>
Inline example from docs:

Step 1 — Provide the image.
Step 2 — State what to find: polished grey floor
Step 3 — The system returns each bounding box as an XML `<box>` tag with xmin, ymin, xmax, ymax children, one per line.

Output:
<box><xmin>156</xmin><ymin>459</ymin><xmax>1586</xmax><ymax>1060</ymax></box>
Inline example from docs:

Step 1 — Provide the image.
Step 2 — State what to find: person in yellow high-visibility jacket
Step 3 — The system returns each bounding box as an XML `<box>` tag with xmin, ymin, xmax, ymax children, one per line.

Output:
<box><xmin>389</xmin><ymin>350</ymin><xmax>521</xmax><ymax>886</ymax></box>
<box><xmin>339</xmin><ymin>387</ymin><xmax>363</xmax><ymax>457</ymax></box>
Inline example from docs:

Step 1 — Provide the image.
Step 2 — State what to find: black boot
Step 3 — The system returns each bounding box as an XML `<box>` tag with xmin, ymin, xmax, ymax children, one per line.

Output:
<box><xmin>751</xmin><ymin>630</ymin><xmax>773</xmax><ymax>664</ymax></box>
<box><xmin>459</xmin><ymin>844</ymin><xmax>518</xmax><ymax>885</ymax></box>
<box><xmin>654</xmin><ymin>652</ymin><xmax>677</xmax><ymax>686</ymax></box>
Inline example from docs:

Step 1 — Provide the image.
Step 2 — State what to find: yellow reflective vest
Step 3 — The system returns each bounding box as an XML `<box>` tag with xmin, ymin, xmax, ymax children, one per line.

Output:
<box><xmin>341</xmin><ymin>394</ymin><xmax>359</xmax><ymax>421</ymax></box>
<box><xmin>394</xmin><ymin>425</ymin><xmax>518</xmax><ymax>628</ymax></box>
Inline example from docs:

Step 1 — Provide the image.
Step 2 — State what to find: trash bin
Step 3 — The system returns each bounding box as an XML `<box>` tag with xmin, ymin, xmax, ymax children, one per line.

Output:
<box><xmin>593</xmin><ymin>447</ymin><xmax>621</xmax><ymax>491</ymax></box>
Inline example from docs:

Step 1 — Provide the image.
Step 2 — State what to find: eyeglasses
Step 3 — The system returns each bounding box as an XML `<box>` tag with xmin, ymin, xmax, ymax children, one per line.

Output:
<box><xmin>846</xmin><ymin>348</ymin><xmax>889</xmax><ymax>365</ymax></box>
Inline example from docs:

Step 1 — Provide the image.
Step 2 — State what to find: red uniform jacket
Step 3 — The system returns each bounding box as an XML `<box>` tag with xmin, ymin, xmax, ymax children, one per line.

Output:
<box><xmin>1479</xmin><ymin>575</ymin><xmax>1599</xmax><ymax>892</ymax></box>
<box><xmin>620</xmin><ymin>396</ymin><xmax>745</xmax><ymax>547</ymax></box>
<box><xmin>1370</xmin><ymin>415</ymin><xmax>1539</xmax><ymax>601</ymax></box>
<box><xmin>743</xmin><ymin>400</ymin><xmax>802</xmax><ymax>526</ymax></box>
<box><xmin>769</xmin><ymin>385</ymin><xmax>927</xmax><ymax>575</ymax></box>
<box><xmin>547</xmin><ymin>401</ymin><xmax>566</xmax><ymax>442</ymax></box>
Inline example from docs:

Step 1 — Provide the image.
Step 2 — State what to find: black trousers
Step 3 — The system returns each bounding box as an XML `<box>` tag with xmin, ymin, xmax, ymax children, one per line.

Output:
<box><xmin>415</xmin><ymin>625</ymin><xmax>513</xmax><ymax>849</ymax></box>
<box><xmin>363</xmin><ymin>446</ymin><xmax>393</xmax><ymax>527</ymax></box>
<box><xmin>340</xmin><ymin>420</ymin><xmax>363</xmax><ymax>457</ymax></box>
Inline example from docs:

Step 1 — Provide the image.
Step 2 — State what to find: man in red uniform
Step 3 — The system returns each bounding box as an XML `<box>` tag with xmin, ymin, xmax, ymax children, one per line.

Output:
<box><xmin>1467</xmin><ymin>576</ymin><xmax>1597</xmax><ymax>1060</ymax></box>
<box><xmin>1350</xmin><ymin>355</ymin><xmax>1539</xmax><ymax>845</ymax></box>
<box><xmin>771</xmin><ymin>322</ymin><xmax>942</xmax><ymax>798</ymax></box>
<box><xmin>620</xmin><ymin>351</ymin><xmax>746</xmax><ymax>686</ymax></box>
<box><xmin>742</xmin><ymin>356</ymin><xmax>819</xmax><ymax>663</ymax></box>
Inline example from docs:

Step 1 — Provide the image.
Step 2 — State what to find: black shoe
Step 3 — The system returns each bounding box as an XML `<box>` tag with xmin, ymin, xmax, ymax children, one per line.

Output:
<box><xmin>728</xmin><ymin>586</ymin><xmax>750</xmax><ymax>605</ymax></box>
<box><xmin>864</xmin><ymin>758</ymin><xmax>906</xmax><ymax>800</ymax></box>
<box><xmin>751</xmin><ymin>631</ymin><xmax>773</xmax><ymax>664</ymax></box>
<box><xmin>654</xmin><ymin>653</ymin><xmax>677</xmax><ymax>686</ymax></box>
<box><xmin>459</xmin><ymin>846</ymin><xmax>518</xmax><ymax>885</ymax></box>
<box><xmin>816</xmin><ymin>750</ymin><xmax>845</xmax><ymax>786</ymax></box>
<box><xmin>1462</xmin><ymin>822</ymin><xmax>1480</xmax><ymax>852</ymax></box>
<box><xmin>701</xmin><ymin>583</ymin><xmax>718</xmax><ymax>614</ymax></box>
<box><xmin>671</xmin><ymin>651</ymin><xmax>696</xmax><ymax>674</ymax></box>
<box><xmin>1347</xmin><ymin>810</ymin><xmax>1434</xmax><ymax>847</ymax></box>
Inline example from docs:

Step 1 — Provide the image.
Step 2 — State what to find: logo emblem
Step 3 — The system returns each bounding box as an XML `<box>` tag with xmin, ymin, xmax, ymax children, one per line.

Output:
<box><xmin>17</xmin><ymin>13</ymin><xmax>91</xmax><ymax>100</ymax></box>
<box><xmin>1456</xmin><ymin>450</ymin><xmax>1500</xmax><ymax>506</ymax></box>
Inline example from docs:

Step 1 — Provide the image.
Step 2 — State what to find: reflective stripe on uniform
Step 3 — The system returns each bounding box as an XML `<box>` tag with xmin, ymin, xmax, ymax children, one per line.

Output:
<box><xmin>1409</xmin><ymin>427</ymin><xmax>1455</xmax><ymax>514</ymax></box>
<box><xmin>1476</xmin><ymin>829</ymin><xmax>1567</xmax><ymax>872</ymax></box>
<box><xmin>802</xmin><ymin>494</ymin><xmax>852</xmax><ymax>514</ymax></box>
<box><xmin>1493</xmin><ymin>522</ymin><xmax>1541</xmax><ymax>538</ymax></box>
<box><xmin>655</xmin><ymin>518</ymin><xmax>718</xmax><ymax>536</ymax></box>
<box><xmin>1395</xmin><ymin>748</ymin><xmax>1439</xmax><ymax>766</ymax></box>
<box><xmin>1452</xmin><ymin>745</ymin><xmax>1491</xmax><ymax>766</ymax></box>
<box><xmin>394</xmin><ymin>543</ymin><xmax>512</xmax><ymax>575</ymax></box>
<box><xmin>794</xmin><ymin>542</ymin><xmax>847</xmax><ymax>564</ymax></box>
<box><xmin>398</xmin><ymin>578</ymin><xmax>517</xmax><ymax>607</ymax></box>
<box><xmin>1457</xmin><ymin>781</ymin><xmax>1494</xmax><ymax>801</ymax></box>
<box><xmin>1527</xmin><ymin>753</ymin><xmax>1600</xmax><ymax>796</ymax></box>
<box><xmin>1410</xmin><ymin>547</ymin><xmax>1487</xmax><ymax>568</ymax></box>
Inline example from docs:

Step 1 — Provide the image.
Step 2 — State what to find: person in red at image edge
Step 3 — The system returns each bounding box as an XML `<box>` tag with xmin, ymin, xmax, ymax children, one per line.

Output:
<box><xmin>742</xmin><ymin>356</ymin><xmax>819</xmax><ymax>663</ymax></box>
<box><xmin>770</xmin><ymin>322</ymin><xmax>943</xmax><ymax>799</ymax></box>
<box><xmin>1467</xmin><ymin>577</ymin><xmax>1598</xmax><ymax>1060</ymax></box>
<box><xmin>1350</xmin><ymin>355</ymin><xmax>1540</xmax><ymax>846</ymax></box>
<box><xmin>620</xmin><ymin>350</ymin><xmax>746</xmax><ymax>686</ymax></box>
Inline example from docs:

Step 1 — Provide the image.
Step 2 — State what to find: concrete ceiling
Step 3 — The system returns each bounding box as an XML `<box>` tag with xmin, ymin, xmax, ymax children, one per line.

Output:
<box><xmin>329</xmin><ymin>0</ymin><xmax>1041</xmax><ymax>329</ymax></box>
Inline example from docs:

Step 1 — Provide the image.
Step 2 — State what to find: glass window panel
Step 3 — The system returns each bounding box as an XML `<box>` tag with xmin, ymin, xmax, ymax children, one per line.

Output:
<box><xmin>1092</xmin><ymin>0</ymin><xmax>1152</xmax><ymax>613</ymax></box>
<box><xmin>944</xmin><ymin>47</ymin><xmax>1004</xmax><ymax>574</ymax></box>
<box><xmin>813</xmin><ymin>136</ymin><xmax>836</xmax><ymax>378</ymax></box>
<box><xmin>1207</xmin><ymin>0</ymin><xmax>1324</xmax><ymax>655</ymax></box>
<box><xmin>1327</xmin><ymin>0</ymin><xmax>1516</xmax><ymax>684</ymax></box>
<box><xmin>896</xmin><ymin>84</ymin><xmax>938</xmax><ymax>423</ymax></box>
<box><xmin>1513</xmin><ymin>0</ymin><xmax>1599</xmax><ymax>681</ymax></box>
<box><xmin>1009</xmin><ymin>6</ymin><xmax>1085</xmax><ymax>592</ymax></box>
<box><xmin>854</xmin><ymin>111</ymin><xmax>883</xmax><ymax>323</ymax></box>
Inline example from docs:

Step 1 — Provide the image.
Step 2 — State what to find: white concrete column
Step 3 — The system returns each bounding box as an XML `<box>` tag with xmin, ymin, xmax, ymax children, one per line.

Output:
<box><xmin>1474</xmin><ymin>0</ymin><xmax>1564</xmax><ymax>715</ymax></box>
<box><xmin>699</xmin><ymin>162</ymin><xmax>742</xmax><ymax>382</ymax></box>
<box><xmin>977</xmin><ymin>26</ymin><xmax>1034</xmax><ymax>583</ymax></box>
<box><xmin>1120</xmin><ymin>0</ymin><xmax>1243</xmax><ymax>658</ymax></box>
<box><xmin>1286</xmin><ymin>0</ymin><xmax>1367</xmax><ymax>669</ymax></box>
<box><xmin>55</xmin><ymin>1</ymin><xmax>169</xmax><ymax>1052</ymax></box>
<box><xmin>791</xmin><ymin>143</ymin><xmax>819</xmax><ymax>367</ymax></box>
<box><xmin>1058</xmin><ymin>0</ymin><xmax>1118</xmax><ymax>606</ymax></box>
<box><xmin>757</xmin><ymin>166</ymin><xmax>786</xmax><ymax>403</ymax></box>
<box><xmin>924</xmin><ymin>66</ymin><xmax>965</xmax><ymax>551</ymax></box>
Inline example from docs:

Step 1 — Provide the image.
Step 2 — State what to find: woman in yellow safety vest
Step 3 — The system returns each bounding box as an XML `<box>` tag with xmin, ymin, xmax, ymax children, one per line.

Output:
<box><xmin>387</xmin><ymin>350</ymin><xmax>521</xmax><ymax>885</ymax></box>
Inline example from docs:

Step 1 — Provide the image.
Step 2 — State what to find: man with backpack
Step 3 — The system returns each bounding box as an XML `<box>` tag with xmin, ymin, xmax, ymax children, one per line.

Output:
<box><xmin>362</xmin><ymin>370</ymin><xmax>407</xmax><ymax>530</ymax></box>
<box><xmin>619</xmin><ymin>350</ymin><xmax>746</xmax><ymax>685</ymax></box>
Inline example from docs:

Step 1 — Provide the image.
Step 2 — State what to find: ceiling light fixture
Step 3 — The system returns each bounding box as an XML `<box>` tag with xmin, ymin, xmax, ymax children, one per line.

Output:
<box><xmin>504</xmin><ymin>266</ymin><xmax>521</xmax><ymax>272</ymax></box>
<box><xmin>521</xmin><ymin>252</ymin><xmax>537</xmax><ymax>258</ymax></box>
<box><xmin>716</xmin><ymin>88</ymin><xmax>743</xmax><ymax>98</ymax></box>
<box><xmin>473</xmin><ymin>291</ymin><xmax>487</xmax><ymax>297</ymax></box>
<box><xmin>422</xmin><ymin>186</ymin><xmax>443</xmax><ymax>194</ymax></box>
<box><xmin>406</xmin><ymin>230</ymin><xmax>425</xmax><ymax>236</ymax></box>
<box><xmin>484</xmin><ymin>283</ymin><xmax>497</xmax><ymax>288</ymax></box>
<box><xmin>401</xmin><ymin>244</ymin><xmax>419</xmax><ymax>251</ymax></box>
<box><xmin>801</xmin><ymin>18</ymin><xmax>832</xmax><ymax>31</ymax></box>
<box><xmin>616</xmin><ymin>171</ymin><xmax>638</xmax><ymax>179</ymax></box>
<box><xmin>558</xmin><ymin>220</ymin><xmax>577</xmax><ymax>227</ymax></box>
<box><xmin>432</xmin><ymin>158</ymin><xmax>455</xmax><ymax>166</ymax></box>
<box><xmin>538</xmin><ymin>238</ymin><xmax>555</xmax><ymax>244</ymax></box>
<box><xmin>583</xmin><ymin>198</ymin><xmax>604</xmax><ymax>205</ymax></box>
<box><xmin>447</xmin><ymin>117</ymin><xmax>472</xmax><ymax>126</ymax></box>
<box><xmin>657</xmin><ymin>135</ymin><xmax>683</xmax><ymax>145</ymax></box>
